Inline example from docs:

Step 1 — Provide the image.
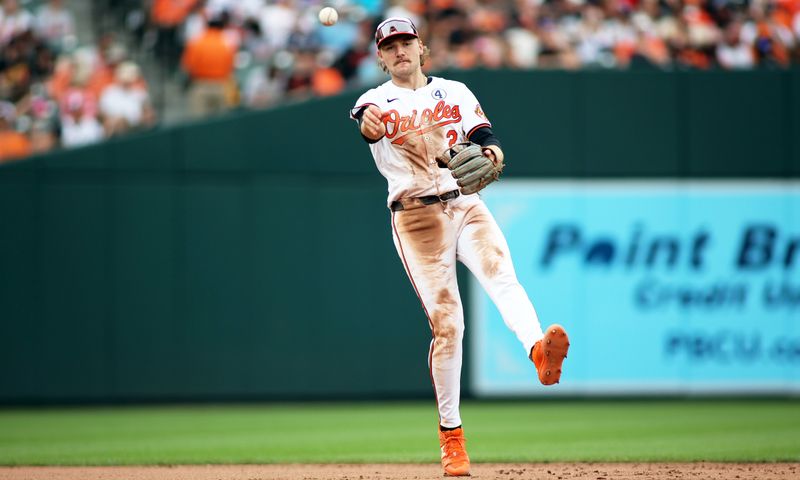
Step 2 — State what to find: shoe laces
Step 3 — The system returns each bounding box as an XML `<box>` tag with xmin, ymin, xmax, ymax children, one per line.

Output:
<box><xmin>441</xmin><ymin>433</ymin><xmax>467</xmax><ymax>458</ymax></box>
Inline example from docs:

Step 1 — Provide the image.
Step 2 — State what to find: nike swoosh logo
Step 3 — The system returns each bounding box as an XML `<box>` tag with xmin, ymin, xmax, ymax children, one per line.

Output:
<box><xmin>387</xmin><ymin>98</ymin><xmax>399</xmax><ymax>103</ymax></box>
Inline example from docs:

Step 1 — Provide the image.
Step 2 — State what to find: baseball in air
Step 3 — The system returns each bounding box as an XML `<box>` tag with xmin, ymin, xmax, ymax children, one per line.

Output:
<box><xmin>319</xmin><ymin>7</ymin><xmax>338</xmax><ymax>26</ymax></box>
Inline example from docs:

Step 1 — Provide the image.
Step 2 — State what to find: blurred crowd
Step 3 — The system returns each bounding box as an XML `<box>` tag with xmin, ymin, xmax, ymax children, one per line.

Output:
<box><xmin>0</xmin><ymin>0</ymin><xmax>157</xmax><ymax>163</ymax></box>
<box><xmin>1</xmin><ymin>0</ymin><xmax>799</xmax><ymax>163</ymax></box>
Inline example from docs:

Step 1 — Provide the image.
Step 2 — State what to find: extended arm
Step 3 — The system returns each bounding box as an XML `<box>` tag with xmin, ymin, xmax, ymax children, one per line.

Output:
<box><xmin>353</xmin><ymin>104</ymin><xmax>386</xmax><ymax>144</ymax></box>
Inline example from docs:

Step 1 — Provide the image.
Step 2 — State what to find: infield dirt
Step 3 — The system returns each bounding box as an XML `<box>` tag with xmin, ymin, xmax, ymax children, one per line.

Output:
<box><xmin>0</xmin><ymin>463</ymin><xmax>798</xmax><ymax>480</ymax></box>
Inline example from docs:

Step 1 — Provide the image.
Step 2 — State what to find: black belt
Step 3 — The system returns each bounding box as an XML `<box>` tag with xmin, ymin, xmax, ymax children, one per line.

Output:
<box><xmin>390</xmin><ymin>190</ymin><xmax>460</xmax><ymax>211</ymax></box>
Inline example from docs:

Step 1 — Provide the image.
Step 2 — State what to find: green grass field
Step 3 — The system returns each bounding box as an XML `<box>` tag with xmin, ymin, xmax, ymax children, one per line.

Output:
<box><xmin>0</xmin><ymin>400</ymin><xmax>798</xmax><ymax>465</ymax></box>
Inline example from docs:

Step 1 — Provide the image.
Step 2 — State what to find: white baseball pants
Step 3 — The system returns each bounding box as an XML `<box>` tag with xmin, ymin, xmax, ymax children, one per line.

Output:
<box><xmin>390</xmin><ymin>193</ymin><xmax>544</xmax><ymax>428</ymax></box>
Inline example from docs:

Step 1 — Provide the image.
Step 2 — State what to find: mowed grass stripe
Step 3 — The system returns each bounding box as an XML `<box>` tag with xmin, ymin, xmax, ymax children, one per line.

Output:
<box><xmin>0</xmin><ymin>400</ymin><xmax>797</xmax><ymax>465</ymax></box>
<box><xmin>466</xmin><ymin>401</ymin><xmax>800</xmax><ymax>462</ymax></box>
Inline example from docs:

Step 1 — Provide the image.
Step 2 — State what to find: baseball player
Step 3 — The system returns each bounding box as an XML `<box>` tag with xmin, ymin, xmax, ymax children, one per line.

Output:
<box><xmin>350</xmin><ymin>17</ymin><xmax>570</xmax><ymax>477</ymax></box>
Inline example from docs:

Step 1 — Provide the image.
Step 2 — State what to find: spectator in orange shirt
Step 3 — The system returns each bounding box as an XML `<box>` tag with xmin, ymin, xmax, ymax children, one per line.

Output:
<box><xmin>311</xmin><ymin>66</ymin><xmax>345</xmax><ymax>97</ymax></box>
<box><xmin>0</xmin><ymin>101</ymin><xmax>31</xmax><ymax>163</ymax></box>
<box><xmin>181</xmin><ymin>14</ymin><xmax>236</xmax><ymax>118</ymax></box>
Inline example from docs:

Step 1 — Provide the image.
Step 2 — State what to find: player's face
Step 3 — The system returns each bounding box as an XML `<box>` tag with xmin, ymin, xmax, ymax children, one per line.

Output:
<box><xmin>378</xmin><ymin>36</ymin><xmax>423</xmax><ymax>78</ymax></box>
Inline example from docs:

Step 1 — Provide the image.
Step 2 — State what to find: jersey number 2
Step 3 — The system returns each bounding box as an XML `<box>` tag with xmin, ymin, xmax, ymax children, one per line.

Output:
<box><xmin>446</xmin><ymin>130</ymin><xmax>458</xmax><ymax>147</ymax></box>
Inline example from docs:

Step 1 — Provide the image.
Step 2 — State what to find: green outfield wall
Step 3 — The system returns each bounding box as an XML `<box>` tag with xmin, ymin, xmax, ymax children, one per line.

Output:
<box><xmin>1</xmin><ymin>70</ymin><xmax>798</xmax><ymax>403</ymax></box>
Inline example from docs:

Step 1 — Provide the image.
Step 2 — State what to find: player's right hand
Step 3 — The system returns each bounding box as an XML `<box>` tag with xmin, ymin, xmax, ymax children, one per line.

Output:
<box><xmin>361</xmin><ymin>105</ymin><xmax>386</xmax><ymax>141</ymax></box>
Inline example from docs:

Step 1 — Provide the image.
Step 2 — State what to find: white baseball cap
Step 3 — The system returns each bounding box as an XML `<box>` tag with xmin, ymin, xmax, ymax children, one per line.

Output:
<box><xmin>375</xmin><ymin>17</ymin><xmax>419</xmax><ymax>48</ymax></box>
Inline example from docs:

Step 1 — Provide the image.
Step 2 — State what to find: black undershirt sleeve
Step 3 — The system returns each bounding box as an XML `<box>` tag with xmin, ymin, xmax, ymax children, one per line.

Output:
<box><xmin>436</xmin><ymin>126</ymin><xmax>503</xmax><ymax>169</ymax></box>
<box><xmin>468</xmin><ymin>126</ymin><xmax>501</xmax><ymax>149</ymax></box>
<box><xmin>360</xmin><ymin>129</ymin><xmax>381</xmax><ymax>144</ymax></box>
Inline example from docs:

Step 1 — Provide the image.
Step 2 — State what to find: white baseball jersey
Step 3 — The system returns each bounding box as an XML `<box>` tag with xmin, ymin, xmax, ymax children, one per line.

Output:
<box><xmin>352</xmin><ymin>74</ymin><xmax>548</xmax><ymax>431</ymax></box>
<box><xmin>351</xmin><ymin>76</ymin><xmax>491</xmax><ymax>205</ymax></box>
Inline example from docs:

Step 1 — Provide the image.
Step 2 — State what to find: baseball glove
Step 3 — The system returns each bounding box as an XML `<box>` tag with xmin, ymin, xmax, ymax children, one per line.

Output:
<box><xmin>438</xmin><ymin>142</ymin><xmax>504</xmax><ymax>195</ymax></box>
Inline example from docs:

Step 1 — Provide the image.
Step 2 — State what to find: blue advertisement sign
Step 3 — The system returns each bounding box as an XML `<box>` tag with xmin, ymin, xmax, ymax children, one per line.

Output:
<box><xmin>471</xmin><ymin>181</ymin><xmax>800</xmax><ymax>395</ymax></box>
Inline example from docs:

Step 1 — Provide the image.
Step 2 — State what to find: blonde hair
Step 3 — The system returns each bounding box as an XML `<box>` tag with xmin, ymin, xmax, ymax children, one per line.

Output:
<box><xmin>378</xmin><ymin>42</ymin><xmax>431</xmax><ymax>73</ymax></box>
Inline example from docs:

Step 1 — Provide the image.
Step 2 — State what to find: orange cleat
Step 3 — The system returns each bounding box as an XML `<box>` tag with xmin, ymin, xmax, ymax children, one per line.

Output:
<box><xmin>530</xmin><ymin>324</ymin><xmax>570</xmax><ymax>385</ymax></box>
<box><xmin>439</xmin><ymin>427</ymin><xmax>471</xmax><ymax>476</ymax></box>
